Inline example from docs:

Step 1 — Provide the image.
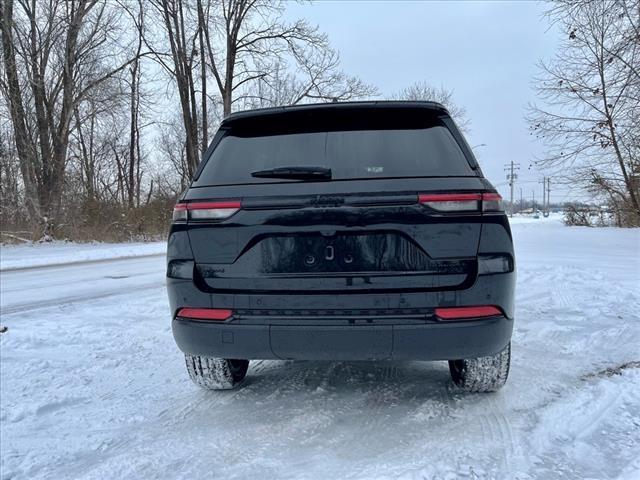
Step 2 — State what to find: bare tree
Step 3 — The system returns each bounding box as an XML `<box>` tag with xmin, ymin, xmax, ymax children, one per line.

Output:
<box><xmin>0</xmin><ymin>0</ymin><xmax>140</xmax><ymax>235</ymax></box>
<box><xmin>198</xmin><ymin>0</ymin><xmax>331</xmax><ymax>116</ymax></box>
<box><xmin>0</xmin><ymin>0</ymin><xmax>39</xmax><ymax>221</ymax></box>
<box><xmin>156</xmin><ymin>111</ymin><xmax>192</xmax><ymax>193</ymax></box>
<box><xmin>0</xmin><ymin>0</ymin><xmax>377</xmax><ymax>240</ymax></box>
<box><xmin>147</xmin><ymin>0</ymin><xmax>202</xmax><ymax>177</ymax></box>
<box><xmin>68</xmin><ymin>82</ymin><xmax>131</xmax><ymax>207</ymax></box>
<box><xmin>395</xmin><ymin>81</ymin><xmax>470</xmax><ymax>132</ymax></box>
<box><xmin>126</xmin><ymin>0</ymin><xmax>145</xmax><ymax>208</ymax></box>
<box><xmin>149</xmin><ymin>0</ymin><xmax>375</xmax><ymax>176</ymax></box>
<box><xmin>0</xmin><ymin>110</ymin><xmax>24</xmax><ymax>237</ymax></box>
<box><xmin>71</xmin><ymin>95</ymin><xmax>116</xmax><ymax>205</ymax></box>
<box><xmin>245</xmin><ymin>58</ymin><xmax>377</xmax><ymax>109</ymax></box>
<box><xmin>528</xmin><ymin>0</ymin><xmax>640</xmax><ymax>224</ymax></box>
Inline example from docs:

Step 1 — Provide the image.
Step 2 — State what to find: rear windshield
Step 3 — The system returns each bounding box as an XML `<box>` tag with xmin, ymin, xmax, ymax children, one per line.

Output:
<box><xmin>194</xmin><ymin>108</ymin><xmax>475</xmax><ymax>186</ymax></box>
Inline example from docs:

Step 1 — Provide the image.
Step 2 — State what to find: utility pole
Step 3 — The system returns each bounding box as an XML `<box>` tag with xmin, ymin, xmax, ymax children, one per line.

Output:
<box><xmin>532</xmin><ymin>190</ymin><xmax>536</xmax><ymax>214</ymax></box>
<box><xmin>504</xmin><ymin>161</ymin><xmax>520</xmax><ymax>217</ymax></box>
<box><xmin>539</xmin><ymin>177</ymin><xmax>547</xmax><ymax>215</ymax></box>
<box><xmin>538</xmin><ymin>177</ymin><xmax>552</xmax><ymax>217</ymax></box>
<box><xmin>520</xmin><ymin>187</ymin><xmax>524</xmax><ymax>213</ymax></box>
<box><xmin>546</xmin><ymin>178</ymin><xmax>551</xmax><ymax>217</ymax></box>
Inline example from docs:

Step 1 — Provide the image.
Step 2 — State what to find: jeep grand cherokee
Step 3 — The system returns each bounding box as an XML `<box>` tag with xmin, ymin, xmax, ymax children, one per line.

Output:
<box><xmin>166</xmin><ymin>101</ymin><xmax>515</xmax><ymax>392</ymax></box>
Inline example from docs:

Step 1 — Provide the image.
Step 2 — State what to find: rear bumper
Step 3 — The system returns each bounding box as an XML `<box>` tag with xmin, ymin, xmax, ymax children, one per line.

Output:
<box><xmin>172</xmin><ymin>315</ymin><xmax>513</xmax><ymax>361</ymax></box>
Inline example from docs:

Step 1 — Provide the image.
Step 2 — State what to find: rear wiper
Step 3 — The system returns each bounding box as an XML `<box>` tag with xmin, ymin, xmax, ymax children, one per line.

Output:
<box><xmin>251</xmin><ymin>166</ymin><xmax>332</xmax><ymax>181</ymax></box>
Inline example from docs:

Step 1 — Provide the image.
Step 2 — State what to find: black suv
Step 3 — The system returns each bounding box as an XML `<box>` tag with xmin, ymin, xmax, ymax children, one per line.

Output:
<box><xmin>167</xmin><ymin>102</ymin><xmax>515</xmax><ymax>392</ymax></box>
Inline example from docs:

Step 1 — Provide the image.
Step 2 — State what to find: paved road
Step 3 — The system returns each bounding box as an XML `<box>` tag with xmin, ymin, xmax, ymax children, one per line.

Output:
<box><xmin>0</xmin><ymin>254</ymin><xmax>165</xmax><ymax>315</ymax></box>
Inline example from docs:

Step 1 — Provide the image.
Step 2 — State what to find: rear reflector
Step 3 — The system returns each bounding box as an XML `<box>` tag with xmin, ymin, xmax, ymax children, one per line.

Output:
<box><xmin>435</xmin><ymin>305</ymin><xmax>502</xmax><ymax>320</ymax></box>
<box><xmin>176</xmin><ymin>308</ymin><xmax>233</xmax><ymax>321</ymax></box>
<box><xmin>173</xmin><ymin>201</ymin><xmax>241</xmax><ymax>222</ymax></box>
<box><xmin>418</xmin><ymin>192</ymin><xmax>504</xmax><ymax>212</ymax></box>
<box><xmin>478</xmin><ymin>254</ymin><xmax>513</xmax><ymax>274</ymax></box>
<box><xmin>167</xmin><ymin>260</ymin><xmax>195</xmax><ymax>279</ymax></box>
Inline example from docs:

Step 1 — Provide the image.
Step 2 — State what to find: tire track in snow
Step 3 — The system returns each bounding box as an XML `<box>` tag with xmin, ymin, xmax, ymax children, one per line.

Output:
<box><xmin>0</xmin><ymin>281</ymin><xmax>165</xmax><ymax>315</ymax></box>
<box><xmin>359</xmin><ymin>364</ymin><xmax>405</xmax><ymax>432</ymax></box>
<box><xmin>0</xmin><ymin>252</ymin><xmax>164</xmax><ymax>273</ymax></box>
<box><xmin>528</xmin><ymin>377</ymin><xmax>627</xmax><ymax>476</ymax></box>
<box><xmin>473</xmin><ymin>394</ymin><xmax>528</xmax><ymax>477</ymax></box>
<box><xmin>493</xmin><ymin>411</ymin><xmax>522</xmax><ymax>475</ymax></box>
<box><xmin>566</xmin><ymin>385</ymin><xmax>623</xmax><ymax>442</ymax></box>
<box><xmin>478</xmin><ymin>411</ymin><xmax>510</xmax><ymax>472</ymax></box>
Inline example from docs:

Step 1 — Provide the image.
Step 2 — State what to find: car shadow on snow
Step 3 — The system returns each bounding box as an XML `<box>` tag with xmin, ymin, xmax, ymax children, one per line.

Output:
<box><xmin>221</xmin><ymin>359</ymin><xmax>470</xmax><ymax>408</ymax></box>
<box><xmin>163</xmin><ymin>359</ymin><xmax>508</xmax><ymax>461</ymax></box>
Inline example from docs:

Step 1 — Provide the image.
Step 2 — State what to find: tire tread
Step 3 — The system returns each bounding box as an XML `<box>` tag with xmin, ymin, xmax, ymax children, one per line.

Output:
<box><xmin>449</xmin><ymin>343</ymin><xmax>511</xmax><ymax>392</ymax></box>
<box><xmin>185</xmin><ymin>355</ymin><xmax>248</xmax><ymax>390</ymax></box>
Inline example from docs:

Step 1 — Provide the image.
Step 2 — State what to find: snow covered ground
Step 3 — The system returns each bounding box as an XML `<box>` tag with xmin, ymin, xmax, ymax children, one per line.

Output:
<box><xmin>0</xmin><ymin>241</ymin><xmax>165</xmax><ymax>272</ymax></box>
<box><xmin>1</xmin><ymin>219</ymin><xmax>639</xmax><ymax>479</ymax></box>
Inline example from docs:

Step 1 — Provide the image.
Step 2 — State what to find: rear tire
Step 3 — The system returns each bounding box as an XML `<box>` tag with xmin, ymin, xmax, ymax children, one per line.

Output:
<box><xmin>448</xmin><ymin>343</ymin><xmax>511</xmax><ymax>392</ymax></box>
<box><xmin>185</xmin><ymin>355</ymin><xmax>249</xmax><ymax>390</ymax></box>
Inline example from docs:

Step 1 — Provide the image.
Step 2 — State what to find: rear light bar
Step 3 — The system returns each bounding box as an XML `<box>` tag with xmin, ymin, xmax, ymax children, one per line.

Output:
<box><xmin>481</xmin><ymin>193</ymin><xmax>504</xmax><ymax>212</ymax></box>
<box><xmin>418</xmin><ymin>192</ymin><xmax>503</xmax><ymax>212</ymax></box>
<box><xmin>419</xmin><ymin>193</ymin><xmax>481</xmax><ymax>212</ymax></box>
<box><xmin>435</xmin><ymin>305</ymin><xmax>502</xmax><ymax>320</ymax></box>
<box><xmin>173</xmin><ymin>200</ymin><xmax>241</xmax><ymax>222</ymax></box>
<box><xmin>176</xmin><ymin>308</ymin><xmax>233</xmax><ymax>321</ymax></box>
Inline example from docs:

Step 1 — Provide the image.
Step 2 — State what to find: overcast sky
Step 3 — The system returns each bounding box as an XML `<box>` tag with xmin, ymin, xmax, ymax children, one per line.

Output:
<box><xmin>284</xmin><ymin>0</ymin><xmax>565</xmax><ymax>204</ymax></box>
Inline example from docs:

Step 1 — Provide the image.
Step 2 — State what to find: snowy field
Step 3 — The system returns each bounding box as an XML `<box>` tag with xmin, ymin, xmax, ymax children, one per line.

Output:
<box><xmin>1</xmin><ymin>218</ymin><xmax>639</xmax><ymax>479</ymax></box>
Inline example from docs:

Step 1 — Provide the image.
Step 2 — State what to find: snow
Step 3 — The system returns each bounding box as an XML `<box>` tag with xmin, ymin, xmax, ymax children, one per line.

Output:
<box><xmin>508</xmin><ymin>212</ymin><xmax>564</xmax><ymax>224</ymax></box>
<box><xmin>0</xmin><ymin>241</ymin><xmax>166</xmax><ymax>271</ymax></box>
<box><xmin>1</xmin><ymin>219</ymin><xmax>639</xmax><ymax>479</ymax></box>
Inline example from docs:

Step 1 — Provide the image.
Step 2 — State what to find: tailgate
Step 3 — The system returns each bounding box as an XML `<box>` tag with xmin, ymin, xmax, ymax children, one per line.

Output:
<box><xmin>186</xmin><ymin>180</ymin><xmax>486</xmax><ymax>294</ymax></box>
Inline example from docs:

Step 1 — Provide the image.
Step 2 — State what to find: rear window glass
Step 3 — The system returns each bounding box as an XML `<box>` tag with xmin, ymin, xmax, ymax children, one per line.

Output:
<box><xmin>194</xmin><ymin>108</ymin><xmax>474</xmax><ymax>186</ymax></box>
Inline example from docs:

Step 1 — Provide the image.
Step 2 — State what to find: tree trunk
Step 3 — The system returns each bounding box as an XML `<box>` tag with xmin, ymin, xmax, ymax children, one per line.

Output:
<box><xmin>597</xmin><ymin>32</ymin><xmax>640</xmax><ymax>218</ymax></box>
<box><xmin>128</xmin><ymin>56</ymin><xmax>139</xmax><ymax>209</ymax></box>
<box><xmin>0</xmin><ymin>0</ymin><xmax>41</xmax><ymax>221</ymax></box>
<box><xmin>197</xmin><ymin>0</ymin><xmax>208</xmax><ymax>152</ymax></box>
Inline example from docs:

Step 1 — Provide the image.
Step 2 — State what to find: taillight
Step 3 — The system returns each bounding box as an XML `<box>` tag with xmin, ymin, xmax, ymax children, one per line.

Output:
<box><xmin>435</xmin><ymin>305</ymin><xmax>502</xmax><ymax>320</ymax></box>
<box><xmin>176</xmin><ymin>308</ymin><xmax>233</xmax><ymax>321</ymax></box>
<box><xmin>173</xmin><ymin>203</ymin><xmax>188</xmax><ymax>221</ymax></box>
<box><xmin>417</xmin><ymin>192</ymin><xmax>504</xmax><ymax>212</ymax></box>
<box><xmin>481</xmin><ymin>193</ymin><xmax>504</xmax><ymax>212</ymax></box>
<box><xmin>172</xmin><ymin>200</ymin><xmax>241</xmax><ymax>222</ymax></box>
<box><xmin>418</xmin><ymin>193</ymin><xmax>482</xmax><ymax>212</ymax></box>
